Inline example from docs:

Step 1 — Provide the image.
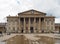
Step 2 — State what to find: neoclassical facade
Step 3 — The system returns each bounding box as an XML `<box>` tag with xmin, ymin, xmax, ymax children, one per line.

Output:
<box><xmin>6</xmin><ymin>9</ymin><xmax>55</xmax><ymax>33</ymax></box>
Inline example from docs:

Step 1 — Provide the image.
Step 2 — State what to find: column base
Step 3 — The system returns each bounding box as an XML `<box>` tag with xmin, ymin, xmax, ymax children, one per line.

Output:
<box><xmin>23</xmin><ymin>30</ymin><xmax>25</xmax><ymax>33</ymax></box>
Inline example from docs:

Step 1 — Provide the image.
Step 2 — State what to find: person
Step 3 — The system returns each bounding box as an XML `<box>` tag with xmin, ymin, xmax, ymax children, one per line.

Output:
<box><xmin>41</xmin><ymin>30</ymin><xmax>44</xmax><ymax>33</ymax></box>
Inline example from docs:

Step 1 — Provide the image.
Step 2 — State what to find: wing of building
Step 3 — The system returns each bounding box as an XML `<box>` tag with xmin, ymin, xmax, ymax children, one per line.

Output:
<box><xmin>6</xmin><ymin>9</ymin><xmax>55</xmax><ymax>33</ymax></box>
<box><xmin>55</xmin><ymin>23</ymin><xmax>60</xmax><ymax>33</ymax></box>
<box><xmin>0</xmin><ymin>23</ymin><xmax>6</xmax><ymax>33</ymax></box>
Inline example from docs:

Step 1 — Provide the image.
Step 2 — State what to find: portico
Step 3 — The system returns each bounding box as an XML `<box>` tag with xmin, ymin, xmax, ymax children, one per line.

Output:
<box><xmin>20</xmin><ymin>17</ymin><xmax>43</xmax><ymax>33</ymax></box>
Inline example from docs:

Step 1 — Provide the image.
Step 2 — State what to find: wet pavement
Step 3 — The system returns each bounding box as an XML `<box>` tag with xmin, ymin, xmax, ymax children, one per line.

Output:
<box><xmin>0</xmin><ymin>34</ymin><xmax>60</xmax><ymax>44</ymax></box>
<box><xmin>55</xmin><ymin>39</ymin><xmax>60</xmax><ymax>44</ymax></box>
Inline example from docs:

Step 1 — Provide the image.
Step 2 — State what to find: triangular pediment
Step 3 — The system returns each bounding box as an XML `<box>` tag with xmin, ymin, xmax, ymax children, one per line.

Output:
<box><xmin>18</xmin><ymin>9</ymin><xmax>46</xmax><ymax>16</ymax></box>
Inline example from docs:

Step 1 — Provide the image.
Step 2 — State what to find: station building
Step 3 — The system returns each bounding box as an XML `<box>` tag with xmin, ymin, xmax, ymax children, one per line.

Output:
<box><xmin>6</xmin><ymin>9</ymin><xmax>55</xmax><ymax>33</ymax></box>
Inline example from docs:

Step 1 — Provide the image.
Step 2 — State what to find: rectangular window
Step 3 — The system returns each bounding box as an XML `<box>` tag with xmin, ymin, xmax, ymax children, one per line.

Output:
<box><xmin>51</xmin><ymin>26</ymin><xmax>53</xmax><ymax>30</ymax></box>
<box><xmin>46</xmin><ymin>19</ymin><xmax>50</xmax><ymax>25</ymax></box>
<box><xmin>13</xmin><ymin>27</ymin><xmax>15</xmax><ymax>31</ymax></box>
<box><xmin>47</xmin><ymin>21</ymin><xmax>49</xmax><ymax>25</ymax></box>
<box><xmin>9</xmin><ymin>27</ymin><xmax>10</xmax><ymax>29</ymax></box>
<box><xmin>51</xmin><ymin>22</ymin><xmax>53</xmax><ymax>25</ymax></box>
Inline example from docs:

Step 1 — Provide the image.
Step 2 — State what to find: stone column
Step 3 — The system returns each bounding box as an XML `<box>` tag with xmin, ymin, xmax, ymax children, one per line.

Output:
<box><xmin>28</xmin><ymin>18</ymin><xmax>30</xmax><ymax>33</ymax></box>
<box><xmin>18</xmin><ymin>17</ymin><xmax>21</xmax><ymax>33</ymax></box>
<box><xmin>24</xmin><ymin>18</ymin><xmax>25</xmax><ymax>33</ymax></box>
<box><xmin>34</xmin><ymin>18</ymin><xmax>36</xmax><ymax>33</ymax></box>
<box><xmin>44</xmin><ymin>18</ymin><xmax>45</xmax><ymax>32</ymax></box>
<box><xmin>39</xmin><ymin>18</ymin><xmax>41</xmax><ymax>33</ymax></box>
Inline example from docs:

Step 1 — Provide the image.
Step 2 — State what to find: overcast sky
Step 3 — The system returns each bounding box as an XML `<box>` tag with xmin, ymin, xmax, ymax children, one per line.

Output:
<box><xmin>0</xmin><ymin>0</ymin><xmax>60</xmax><ymax>23</ymax></box>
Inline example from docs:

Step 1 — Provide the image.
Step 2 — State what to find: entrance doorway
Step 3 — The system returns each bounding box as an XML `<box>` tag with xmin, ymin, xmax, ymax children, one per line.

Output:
<box><xmin>30</xmin><ymin>27</ymin><xmax>34</xmax><ymax>33</ymax></box>
<box><xmin>0</xmin><ymin>31</ymin><xmax>2</xmax><ymax>34</ymax></box>
<box><xmin>21</xmin><ymin>28</ymin><xmax>24</xmax><ymax>33</ymax></box>
<box><xmin>59</xmin><ymin>27</ymin><xmax>60</xmax><ymax>33</ymax></box>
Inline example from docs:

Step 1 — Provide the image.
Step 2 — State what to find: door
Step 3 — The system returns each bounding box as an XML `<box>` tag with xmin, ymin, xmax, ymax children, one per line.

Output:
<box><xmin>0</xmin><ymin>31</ymin><xmax>2</xmax><ymax>34</ymax></box>
<box><xmin>30</xmin><ymin>27</ymin><xmax>34</xmax><ymax>33</ymax></box>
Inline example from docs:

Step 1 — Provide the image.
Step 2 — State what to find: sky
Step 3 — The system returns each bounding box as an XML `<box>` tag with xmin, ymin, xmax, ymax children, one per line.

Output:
<box><xmin>0</xmin><ymin>0</ymin><xmax>60</xmax><ymax>23</ymax></box>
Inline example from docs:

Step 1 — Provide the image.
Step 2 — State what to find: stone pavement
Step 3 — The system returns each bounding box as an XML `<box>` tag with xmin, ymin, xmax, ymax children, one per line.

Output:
<box><xmin>0</xmin><ymin>33</ymin><xmax>60</xmax><ymax>44</ymax></box>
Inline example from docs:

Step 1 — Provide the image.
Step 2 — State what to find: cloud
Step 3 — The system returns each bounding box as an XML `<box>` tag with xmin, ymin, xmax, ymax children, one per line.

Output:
<box><xmin>55</xmin><ymin>18</ymin><xmax>60</xmax><ymax>23</ymax></box>
<box><xmin>54</xmin><ymin>0</ymin><xmax>60</xmax><ymax>5</ymax></box>
<box><xmin>0</xmin><ymin>0</ymin><xmax>60</xmax><ymax>23</ymax></box>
